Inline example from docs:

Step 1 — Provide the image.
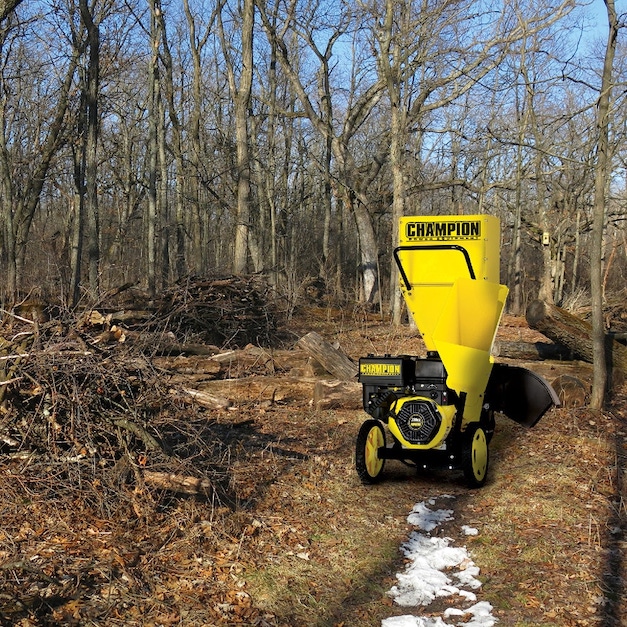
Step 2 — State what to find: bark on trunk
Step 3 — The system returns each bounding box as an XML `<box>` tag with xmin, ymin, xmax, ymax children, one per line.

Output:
<box><xmin>492</xmin><ymin>339</ymin><xmax>574</xmax><ymax>361</ymax></box>
<box><xmin>526</xmin><ymin>300</ymin><xmax>627</xmax><ymax>374</ymax></box>
<box><xmin>296</xmin><ymin>332</ymin><xmax>357</xmax><ymax>381</ymax></box>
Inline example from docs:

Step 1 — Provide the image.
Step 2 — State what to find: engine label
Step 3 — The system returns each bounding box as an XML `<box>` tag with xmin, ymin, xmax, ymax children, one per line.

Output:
<box><xmin>359</xmin><ymin>362</ymin><xmax>401</xmax><ymax>377</ymax></box>
<box><xmin>405</xmin><ymin>220</ymin><xmax>481</xmax><ymax>241</ymax></box>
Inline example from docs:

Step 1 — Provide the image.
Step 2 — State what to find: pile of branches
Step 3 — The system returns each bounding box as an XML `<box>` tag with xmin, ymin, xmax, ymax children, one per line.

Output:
<box><xmin>0</xmin><ymin>274</ymin><xmax>283</xmax><ymax>505</ymax></box>
<box><xmin>0</xmin><ymin>316</ymin><xmax>242</xmax><ymax>513</ymax></box>
<box><xmin>153</xmin><ymin>275</ymin><xmax>282</xmax><ymax>348</ymax></box>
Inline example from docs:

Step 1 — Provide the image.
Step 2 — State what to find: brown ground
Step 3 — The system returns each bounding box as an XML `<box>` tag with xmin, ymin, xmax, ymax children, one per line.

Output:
<box><xmin>0</xmin><ymin>308</ymin><xmax>625</xmax><ymax>627</ymax></box>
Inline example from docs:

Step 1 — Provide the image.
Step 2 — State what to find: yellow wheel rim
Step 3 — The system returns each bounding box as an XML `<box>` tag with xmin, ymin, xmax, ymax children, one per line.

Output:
<box><xmin>365</xmin><ymin>425</ymin><xmax>384</xmax><ymax>478</ymax></box>
<box><xmin>471</xmin><ymin>428</ymin><xmax>488</xmax><ymax>481</ymax></box>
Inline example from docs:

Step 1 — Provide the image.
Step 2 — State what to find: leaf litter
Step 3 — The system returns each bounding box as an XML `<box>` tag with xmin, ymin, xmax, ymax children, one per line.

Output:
<box><xmin>0</xmin><ymin>297</ymin><xmax>625</xmax><ymax>626</ymax></box>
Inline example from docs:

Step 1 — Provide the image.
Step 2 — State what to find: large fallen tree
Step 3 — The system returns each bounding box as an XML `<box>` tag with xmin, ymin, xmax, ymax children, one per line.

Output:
<box><xmin>526</xmin><ymin>299</ymin><xmax>627</xmax><ymax>375</ymax></box>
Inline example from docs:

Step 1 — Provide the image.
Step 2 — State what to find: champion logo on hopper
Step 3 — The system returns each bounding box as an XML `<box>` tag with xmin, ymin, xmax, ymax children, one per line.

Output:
<box><xmin>405</xmin><ymin>220</ymin><xmax>481</xmax><ymax>240</ymax></box>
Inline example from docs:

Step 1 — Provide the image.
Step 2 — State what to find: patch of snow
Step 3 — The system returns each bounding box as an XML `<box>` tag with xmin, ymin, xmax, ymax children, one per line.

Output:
<box><xmin>407</xmin><ymin>502</ymin><xmax>454</xmax><ymax>532</ymax></box>
<box><xmin>382</xmin><ymin>616</ymin><xmax>450</xmax><ymax>627</ymax></box>
<box><xmin>383</xmin><ymin>499</ymin><xmax>497</xmax><ymax>627</ymax></box>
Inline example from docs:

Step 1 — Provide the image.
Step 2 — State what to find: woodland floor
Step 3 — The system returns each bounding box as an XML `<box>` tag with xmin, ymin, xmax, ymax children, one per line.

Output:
<box><xmin>0</xmin><ymin>305</ymin><xmax>626</xmax><ymax>627</ymax></box>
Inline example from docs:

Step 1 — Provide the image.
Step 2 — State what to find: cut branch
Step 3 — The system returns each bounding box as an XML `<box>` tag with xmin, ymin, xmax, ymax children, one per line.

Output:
<box><xmin>143</xmin><ymin>471</ymin><xmax>212</xmax><ymax>496</ymax></box>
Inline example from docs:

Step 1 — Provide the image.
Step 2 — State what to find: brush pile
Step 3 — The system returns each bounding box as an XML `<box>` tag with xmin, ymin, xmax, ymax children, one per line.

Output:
<box><xmin>0</xmin><ymin>275</ymin><xmax>281</xmax><ymax>510</ymax></box>
<box><xmin>1</xmin><ymin>322</ymin><xmax>226</xmax><ymax>509</ymax></box>
<box><xmin>152</xmin><ymin>275</ymin><xmax>281</xmax><ymax>347</ymax></box>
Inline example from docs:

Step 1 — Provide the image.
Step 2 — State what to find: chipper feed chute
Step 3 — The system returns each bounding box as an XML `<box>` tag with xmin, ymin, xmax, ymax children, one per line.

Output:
<box><xmin>355</xmin><ymin>214</ymin><xmax>559</xmax><ymax>488</ymax></box>
<box><xmin>394</xmin><ymin>215</ymin><xmax>502</xmax><ymax>351</ymax></box>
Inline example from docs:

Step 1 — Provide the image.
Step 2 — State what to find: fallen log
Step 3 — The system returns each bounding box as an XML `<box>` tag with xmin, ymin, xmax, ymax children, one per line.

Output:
<box><xmin>296</xmin><ymin>332</ymin><xmax>357</xmax><ymax>381</ymax></box>
<box><xmin>178</xmin><ymin>388</ymin><xmax>233</xmax><ymax>410</ymax></box>
<box><xmin>191</xmin><ymin>376</ymin><xmax>317</xmax><ymax>406</ymax></box>
<box><xmin>154</xmin><ymin>355</ymin><xmax>223</xmax><ymax>379</ymax></box>
<box><xmin>144</xmin><ymin>471</ymin><xmax>212</xmax><ymax>496</ymax></box>
<box><xmin>156</xmin><ymin>347</ymin><xmax>308</xmax><ymax>379</ymax></box>
<box><xmin>313</xmin><ymin>380</ymin><xmax>362</xmax><ymax>411</ymax></box>
<box><xmin>121</xmin><ymin>329</ymin><xmax>219</xmax><ymax>355</ymax></box>
<box><xmin>526</xmin><ymin>300</ymin><xmax>627</xmax><ymax>374</ymax></box>
<box><xmin>492</xmin><ymin>340</ymin><xmax>573</xmax><ymax>361</ymax></box>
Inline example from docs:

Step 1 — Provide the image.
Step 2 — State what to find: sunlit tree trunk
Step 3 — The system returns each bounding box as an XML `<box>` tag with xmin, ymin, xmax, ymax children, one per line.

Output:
<box><xmin>159</xmin><ymin>1</ymin><xmax>205</xmax><ymax>281</ymax></box>
<box><xmin>590</xmin><ymin>0</ymin><xmax>618</xmax><ymax>409</ymax></box>
<box><xmin>219</xmin><ymin>0</ymin><xmax>255</xmax><ymax>274</ymax></box>
<box><xmin>79</xmin><ymin>0</ymin><xmax>100</xmax><ymax>300</ymax></box>
<box><xmin>146</xmin><ymin>2</ymin><xmax>161</xmax><ymax>297</ymax></box>
<box><xmin>0</xmin><ymin>124</ymin><xmax>16</xmax><ymax>298</ymax></box>
<box><xmin>183</xmin><ymin>0</ymin><xmax>216</xmax><ymax>274</ymax></box>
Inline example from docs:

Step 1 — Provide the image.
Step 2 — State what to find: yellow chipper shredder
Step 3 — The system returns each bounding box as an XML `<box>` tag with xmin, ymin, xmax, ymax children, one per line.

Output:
<box><xmin>356</xmin><ymin>215</ymin><xmax>559</xmax><ymax>488</ymax></box>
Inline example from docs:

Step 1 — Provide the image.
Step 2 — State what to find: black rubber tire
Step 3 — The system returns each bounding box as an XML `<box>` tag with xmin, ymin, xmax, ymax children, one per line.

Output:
<box><xmin>461</xmin><ymin>423</ymin><xmax>489</xmax><ymax>488</ymax></box>
<box><xmin>355</xmin><ymin>420</ymin><xmax>386</xmax><ymax>484</ymax></box>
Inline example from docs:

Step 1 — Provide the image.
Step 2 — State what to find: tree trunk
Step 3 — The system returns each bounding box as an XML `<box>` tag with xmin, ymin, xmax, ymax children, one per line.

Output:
<box><xmin>221</xmin><ymin>0</ymin><xmax>255</xmax><ymax>274</ymax></box>
<box><xmin>526</xmin><ymin>300</ymin><xmax>627</xmax><ymax>374</ymax></box>
<box><xmin>0</xmin><ymin>104</ymin><xmax>16</xmax><ymax>299</ymax></box>
<box><xmin>79</xmin><ymin>0</ymin><xmax>100</xmax><ymax>299</ymax></box>
<box><xmin>70</xmin><ymin>163</ymin><xmax>84</xmax><ymax>307</ymax></box>
<box><xmin>183</xmin><ymin>0</ymin><xmax>215</xmax><ymax>275</ymax></box>
<box><xmin>160</xmin><ymin>2</ymin><xmax>190</xmax><ymax>280</ymax></box>
<box><xmin>350</xmin><ymin>197</ymin><xmax>379</xmax><ymax>305</ymax></box>
<box><xmin>590</xmin><ymin>0</ymin><xmax>618</xmax><ymax>409</ymax></box>
<box><xmin>146</xmin><ymin>3</ymin><xmax>161</xmax><ymax>298</ymax></box>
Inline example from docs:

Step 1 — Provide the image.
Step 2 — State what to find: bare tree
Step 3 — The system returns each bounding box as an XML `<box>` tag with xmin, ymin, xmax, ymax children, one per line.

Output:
<box><xmin>68</xmin><ymin>0</ymin><xmax>102</xmax><ymax>305</ymax></box>
<box><xmin>369</xmin><ymin>0</ymin><xmax>514</xmax><ymax>321</ymax></box>
<box><xmin>218</xmin><ymin>0</ymin><xmax>256</xmax><ymax>274</ymax></box>
<box><xmin>590</xmin><ymin>0</ymin><xmax>619</xmax><ymax>409</ymax></box>
<box><xmin>146</xmin><ymin>0</ymin><xmax>163</xmax><ymax>297</ymax></box>
<box><xmin>257</xmin><ymin>0</ymin><xmax>385</xmax><ymax>305</ymax></box>
<box><xmin>0</xmin><ymin>9</ymin><xmax>79</xmax><ymax>299</ymax></box>
<box><xmin>183</xmin><ymin>0</ymin><xmax>218</xmax><ymax>274</ymax></box>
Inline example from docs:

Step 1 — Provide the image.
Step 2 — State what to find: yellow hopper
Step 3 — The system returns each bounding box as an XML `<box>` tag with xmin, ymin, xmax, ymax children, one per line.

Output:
<box><xmin>395</xmin><ymin>215</ymin><xmax>506</xmax><ymax>425</ymax></box>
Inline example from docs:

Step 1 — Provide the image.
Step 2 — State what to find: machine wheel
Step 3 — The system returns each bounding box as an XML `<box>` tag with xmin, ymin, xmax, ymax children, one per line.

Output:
<box><xmin>461</xmin><ymin>424</ymin><xmax>489</xmax><ymax>488</ymax></box>
<box><xmin>355</xmin><ymin>420</ymin><xmax>386</xmax><ymax>484</ymax></box>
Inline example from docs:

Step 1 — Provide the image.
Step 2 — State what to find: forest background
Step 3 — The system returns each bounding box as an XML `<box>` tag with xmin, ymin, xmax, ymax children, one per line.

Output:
<box><xmin>1</xmin><ymin>4</ymin><xmax>627</xmax><ymax>623</ymax></box>
<box><xmin>0</xmin><ymin>0</ymin><xmax>625</xmax><ymax>323</ymax></box>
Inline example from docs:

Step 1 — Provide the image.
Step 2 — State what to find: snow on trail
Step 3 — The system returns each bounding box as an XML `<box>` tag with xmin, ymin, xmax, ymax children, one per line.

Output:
<box><xmin>382</xmin><ymin>496</ymin><xmax>497</xmax><ymax>627</ymax></box>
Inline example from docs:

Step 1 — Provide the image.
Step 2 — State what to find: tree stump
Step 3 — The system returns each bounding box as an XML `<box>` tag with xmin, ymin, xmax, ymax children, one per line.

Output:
<box><xmin>296</xmin><ymin>332</ymin><xmax>357</xmax><ymax>381</ymax></box>
<box><xmin>550</xmin><ymin>374</ymin><xmax>589</xmax><ymax>408</ymax></box>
